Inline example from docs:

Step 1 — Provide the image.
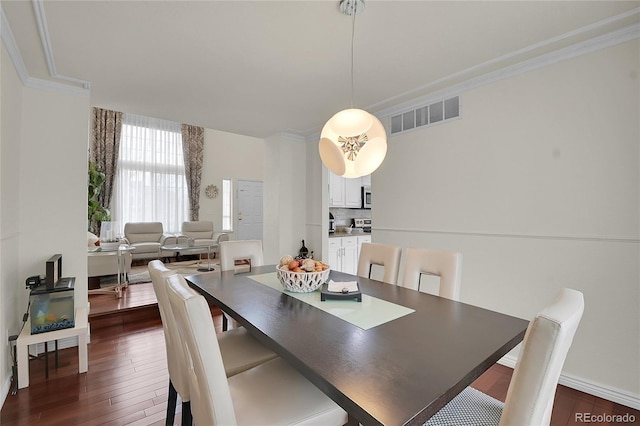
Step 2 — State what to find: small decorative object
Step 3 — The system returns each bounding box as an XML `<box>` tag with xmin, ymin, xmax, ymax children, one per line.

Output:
<box><xmin>299</xmin><ymin>239</ymin><xmax>309</xmax><ymax>258</ymax></box>
<box><xmin>321</xmin><ymin>281</ymin><xmax>362</xmax><ymax>302</ymax></box>
<box><xmin>205</xmin><ymin>184</ymin><xmax>219</xmax><ymax>198</ymax></box>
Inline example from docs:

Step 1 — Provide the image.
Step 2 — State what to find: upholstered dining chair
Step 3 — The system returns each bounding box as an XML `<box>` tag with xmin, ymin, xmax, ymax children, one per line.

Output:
<box><xmin>165</xmin><ymin>273</ymin><xmax>348</xmax><ymax>426</ymax></box>
<box><xmin>219</xmin><ymin>240</ymin><xmax>265</xmax><ymax>329</ymax></box>
<box><xmin>425</xmin><ymin>288</ymin><xmax>584</xmax><ymax>426</ymax></box>
<box><xmin>357</xmin><ymin>242</ymin><xmax>402</xmax><ymax>285</ymax></box>
<box><xmin>219</xmin><ymin>239</ymin><xmax>264</xmax><ymax>273</ymax></box>
<box><xmin>400</xmin><ymin>248</ymin><xmax>463</xmax><ymax>300</ymax></box>
<box><xmin>148</xmin><ymin>260</ymin><xmax>278</xmax><ymax>425</ymax></box>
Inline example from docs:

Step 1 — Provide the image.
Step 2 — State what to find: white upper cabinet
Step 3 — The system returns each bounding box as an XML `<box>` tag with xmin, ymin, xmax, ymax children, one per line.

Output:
<box><xmin>329</xmin><ymin>172</ymin><xmax>369</xmax><ymax>208</ymax></box>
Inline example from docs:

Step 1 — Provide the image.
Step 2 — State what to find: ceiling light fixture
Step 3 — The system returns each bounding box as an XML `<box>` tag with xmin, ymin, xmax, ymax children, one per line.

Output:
<box><xmin>318</xmin><ymin>0</ymin><xmax>387</xmax><ymax>179</ymax></box>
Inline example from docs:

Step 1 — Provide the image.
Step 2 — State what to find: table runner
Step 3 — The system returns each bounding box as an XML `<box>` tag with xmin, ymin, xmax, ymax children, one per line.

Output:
<box><xmin>248</xmin><ymin>272</ymin><xmax>414</xmax><ymax>330</ymax></box>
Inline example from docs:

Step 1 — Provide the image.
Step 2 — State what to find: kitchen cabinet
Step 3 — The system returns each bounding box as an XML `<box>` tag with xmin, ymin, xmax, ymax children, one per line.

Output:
<box><xmin>329</xmin><ymin>172</ymin><xmax>345</xmax><ymax>207</ymax></box>
<box><xmin>328</xmin><ymin>236</ymin><xmax>358</xmax><ymax>274</ymax></box>
<box><xmin>357</xmin><ymin>235</ymin><xmax>371</xmax><ymax>261</ymax></box>
<box><xmin>329</xmin><ymin>172</ymin><xmax>367</xmax><ymax>208</ymax></box>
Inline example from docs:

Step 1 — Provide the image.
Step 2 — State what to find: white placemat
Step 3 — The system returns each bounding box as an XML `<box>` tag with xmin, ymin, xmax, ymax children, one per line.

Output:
<box><xmin>248</xmin><ymin>272</ymin><xmax>414</xmax><ymax>330</ymax></box>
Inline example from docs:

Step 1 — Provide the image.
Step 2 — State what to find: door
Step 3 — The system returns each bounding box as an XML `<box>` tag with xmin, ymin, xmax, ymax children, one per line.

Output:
<box><xmin>236</xmin><ymin>180</ymin><xmax>263</xmax><ymax>241</ymax></box>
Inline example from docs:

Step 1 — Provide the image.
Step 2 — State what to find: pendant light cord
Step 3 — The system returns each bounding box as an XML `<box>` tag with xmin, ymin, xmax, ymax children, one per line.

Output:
<box><xmin>350</xmin><ymin>1</ymin><xmax>356</xmax><ymax>109</ymax></box>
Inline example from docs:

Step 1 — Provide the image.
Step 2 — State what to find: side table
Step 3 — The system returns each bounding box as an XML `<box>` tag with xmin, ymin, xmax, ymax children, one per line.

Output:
<box><xmin>17</xmin><ymin>307</ymin><xmax>88</xmax><ymax>389</ymax></box>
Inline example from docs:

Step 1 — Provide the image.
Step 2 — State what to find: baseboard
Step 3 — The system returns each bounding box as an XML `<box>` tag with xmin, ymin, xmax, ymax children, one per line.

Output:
<box><xmin>498</xmin><ymin>355</ymin><xmax>640</xmax><ymax>410</ymax></box>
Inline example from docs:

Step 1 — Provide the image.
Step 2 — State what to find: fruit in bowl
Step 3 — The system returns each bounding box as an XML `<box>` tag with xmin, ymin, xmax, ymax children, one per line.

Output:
<box><xmin>279</xmin><ymin>256</ymin><xmax>329</xmax><ymax>273</ymax></box>
<box><xmin>276</xmin><ymin>256</ymin><xmax>330</xmax><ymax>292</ymax></box>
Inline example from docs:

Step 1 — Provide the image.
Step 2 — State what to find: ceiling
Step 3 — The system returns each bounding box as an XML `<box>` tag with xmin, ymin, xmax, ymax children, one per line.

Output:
<box><xmin>2</xmin><ymin>1</ymin><xmax>639</xmax><ymax>138</ymax></box>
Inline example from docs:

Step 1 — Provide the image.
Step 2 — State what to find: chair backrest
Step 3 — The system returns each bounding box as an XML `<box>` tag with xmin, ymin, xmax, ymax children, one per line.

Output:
<box><xmin>501</xmin><ymin>288</ymin><xmax>584</xmax><ymax>426</ymax></box>
<box><xmin>401</xmin><ymin>248</ymin><xmax>463</xmax><ymax>300</ymax></box>
<box><xmin>147</xmin><ymin>260</ymin><xmax>190</xmax><ymax>401</ymax></box>
<box><xmin>182</xmin><ymin>221</ymin><xmax>214</xmax><ymax>239</ymax></box>
<box><xmin>124</xmin><ymin>222</ymin><xmax>164</xmax><ymax>244</ymax></box>
<box><xmin>219</xmin><ymin>240</ymin><xmax>264</xmax><ymax>272</ymax></box>
<box><xmin>166</xmin><ymin>274</ymin><xmax>237</xmax><ymax>425</ymax></box>
<box><xmin>357</xmin><ymin>243</ymin><xmax>402</xmax><ymax>285</ymax></box>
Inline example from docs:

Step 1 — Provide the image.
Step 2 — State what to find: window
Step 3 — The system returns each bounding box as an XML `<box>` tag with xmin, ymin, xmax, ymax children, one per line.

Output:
<box><xmin>112</xmin><ymin>114</ymin><xmax>189</xmax><ymax>234</ymax></box>
<box><xmin>222</xmin><ymin>178</ymin><xmax>233</xmax><ymax>231</ymax></box>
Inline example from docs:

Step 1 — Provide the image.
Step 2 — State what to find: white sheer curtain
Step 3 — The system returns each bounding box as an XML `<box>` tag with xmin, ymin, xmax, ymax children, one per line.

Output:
<box><xmin>112</xmin><ymin>113</ymin><xmax>189</xmax><ymax>235</ymax></box>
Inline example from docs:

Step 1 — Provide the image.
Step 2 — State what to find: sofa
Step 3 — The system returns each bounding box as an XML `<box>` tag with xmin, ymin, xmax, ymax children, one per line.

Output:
<box><xmin>122</xmin><ymin>222</ymin><xmax>173</xmax><ymax>260</ymax></box>
<box><xmin>179</xmin><ymin>221</ymin><xmax>229</xmax><ymax>258</ymax></box>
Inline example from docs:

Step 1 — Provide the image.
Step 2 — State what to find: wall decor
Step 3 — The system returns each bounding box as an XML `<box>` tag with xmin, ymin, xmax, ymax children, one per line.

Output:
<box><xmin>205</xmin><ymin>184</ymin><xmax>219</xmax><ymax>198</ymax></box>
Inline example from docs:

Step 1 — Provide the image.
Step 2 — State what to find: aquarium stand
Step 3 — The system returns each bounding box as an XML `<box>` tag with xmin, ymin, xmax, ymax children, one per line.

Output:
<box><xmin>16</xmin><ymin>306</ymin><xmax>88</xmax><ymax>389</ymax></box>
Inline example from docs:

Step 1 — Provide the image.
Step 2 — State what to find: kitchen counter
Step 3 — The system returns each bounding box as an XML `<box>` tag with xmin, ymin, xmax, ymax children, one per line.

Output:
<box><xmin>329</xmin><ymin>231</ymin><xmax>370</xmax><ymax>238</ymax></box>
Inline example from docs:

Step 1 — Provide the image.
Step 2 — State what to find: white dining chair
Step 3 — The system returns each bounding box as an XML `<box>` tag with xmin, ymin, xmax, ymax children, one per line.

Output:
<box><xmin>401</xmin><ymin>248</ymin><xmax>463</xmax><ymax>300</ymax></box>
<box><xmin>357</xmin><ymin>242</ymin><xmax>402</xmax><ymax>285</ymax></box>
<box><xmin>219</xmin><ymin>239</ymin><xmax>264</xmax><ymax>273</ymax></box>
<box><xmin>219</xmin><ymin>240</ymin><xmax>265</xmax><ymax>329</ymax></box>
<box><xmin>166</xmin><ymin>273</ymin><xmax>349</xmax><ymax>426</ymax></box>
<box><xmin>148</xmin><ymin>260</ymin><xmax>278</xmax><ymax>424</ymax></box>
<box><xmin>426</xmin><ymin>288</ymin><xmax>585</xmax><ymax>426</ymax></box>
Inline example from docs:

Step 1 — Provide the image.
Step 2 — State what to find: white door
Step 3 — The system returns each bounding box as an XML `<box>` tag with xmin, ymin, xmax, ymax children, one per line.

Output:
<box><xmin>236</xmin><ymin>180</ymin><xmax>263</xmax><ymax>241</ymax></box>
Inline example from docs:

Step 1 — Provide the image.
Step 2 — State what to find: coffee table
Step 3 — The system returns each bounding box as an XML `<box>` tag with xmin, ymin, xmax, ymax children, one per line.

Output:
<box><xmin>159</xmin><ymin>242</ymin><xmax>216</xmax><ymax>272</ymax></box>
<box><xmin>87</xmin><ymin>245</ymin><xmax>136</xmax><ymax>298</ymax></box>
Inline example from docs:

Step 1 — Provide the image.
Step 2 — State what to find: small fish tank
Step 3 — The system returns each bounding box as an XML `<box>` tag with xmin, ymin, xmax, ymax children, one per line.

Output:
<box><xmin>29</xmin><ymin>277</ymin><xmax>75</xmax><ymax>334</ymax></box>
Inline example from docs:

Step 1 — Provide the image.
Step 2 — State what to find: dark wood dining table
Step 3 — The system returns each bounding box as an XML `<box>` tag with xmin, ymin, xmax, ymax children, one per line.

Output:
<box><xmin>186</xmin><ymin>266</ymin><xmax>529</xmax><ymax>426</ymax></box>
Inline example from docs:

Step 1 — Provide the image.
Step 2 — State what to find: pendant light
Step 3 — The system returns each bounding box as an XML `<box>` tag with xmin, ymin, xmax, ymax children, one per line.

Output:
<box><xmin>319</xmin><ymin>0</ymin><xmax>387</xmax><ymax>179</ymax></box>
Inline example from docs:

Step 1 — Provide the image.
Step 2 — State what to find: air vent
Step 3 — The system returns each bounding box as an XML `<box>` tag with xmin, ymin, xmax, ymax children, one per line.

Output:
<box><xmin>390</xmin><ymin>96</ymin><xmax>461</xmax><ymax>135</ymax></box>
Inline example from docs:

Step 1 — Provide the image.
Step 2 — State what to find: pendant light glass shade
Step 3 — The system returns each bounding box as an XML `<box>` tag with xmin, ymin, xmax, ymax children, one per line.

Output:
<box><xmin>319</xmin><ymin>108</ymin><xmax>387</xmax><ymax>178</ymax></box>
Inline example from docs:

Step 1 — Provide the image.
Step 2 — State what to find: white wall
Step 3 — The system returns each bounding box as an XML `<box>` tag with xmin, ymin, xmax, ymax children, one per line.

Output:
<box><xmin>199</xmin><ymin>128</ymin><xmax>264</xmax><ymax>236</ymax></box>
<box><xmin>1</xmin><ymin>44</ymin><xmax>89</xmax><ymax>406</ymax></box>
<box><xmin>0</xmin><ymin>43</ymin><xmax>23</xmax><ymax>407</ymax></box>
<box><xmin>372</xmin><ymin>40</ymin><xmax>639</xmax><ymax>401</ymax></box>
<box><xmin>264</xmin><ymin>133</ymin><xmax>307</xmax><ymax>264</ymax></box>
<box><xmin>20</xmin><ymin>88</ymin><xmax>90</xmax><ymax>311</ymax></box>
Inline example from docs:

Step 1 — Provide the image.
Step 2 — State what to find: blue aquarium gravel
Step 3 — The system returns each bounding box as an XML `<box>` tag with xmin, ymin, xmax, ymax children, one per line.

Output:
<box><xmin>31</xmin><ymin>319</ymin><xmax>75</xmax><ymax>335</ymax></box>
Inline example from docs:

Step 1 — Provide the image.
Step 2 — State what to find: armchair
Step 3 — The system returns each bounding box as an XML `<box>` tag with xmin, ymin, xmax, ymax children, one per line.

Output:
<box><xmin>122</xmin><ymin>222</ymin><xmax>173</xmax><ymax>260</ymax></box>
<box><xmin>180</xmin><ymin>221</ymin><xmax>229</xmax><ymax>258</ymax></box>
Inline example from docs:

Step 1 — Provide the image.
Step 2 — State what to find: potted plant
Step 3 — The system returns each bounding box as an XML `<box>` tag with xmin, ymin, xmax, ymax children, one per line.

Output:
<box><xmin>88</xmin><ymin>161</ymin><xmax>111</xmax><ymax>235</ymax></box>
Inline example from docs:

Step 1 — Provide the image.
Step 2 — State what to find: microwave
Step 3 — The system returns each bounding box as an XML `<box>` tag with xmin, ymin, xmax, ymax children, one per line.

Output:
<box><xmin>361</xmin><ymin>186</ymin><xmax>371</xmax><ymax>209</ymax></box>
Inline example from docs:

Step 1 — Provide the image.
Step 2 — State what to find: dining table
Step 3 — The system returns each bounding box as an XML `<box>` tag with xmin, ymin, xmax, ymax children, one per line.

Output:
<box><xmin>186</xmin><ymin>265</ymin><xmax>529</xmax><ymax>426</ymax></box>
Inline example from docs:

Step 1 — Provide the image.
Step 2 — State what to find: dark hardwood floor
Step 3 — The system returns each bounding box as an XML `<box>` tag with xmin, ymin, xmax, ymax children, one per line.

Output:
<box><xmin>1</xmin><ymin>283</ymin><xmax>637</xmax><ymax>425</ymax></box>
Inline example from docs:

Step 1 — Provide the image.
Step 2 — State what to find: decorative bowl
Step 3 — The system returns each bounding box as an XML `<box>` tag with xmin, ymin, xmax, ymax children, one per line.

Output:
<box><xmin>276</xmin><ymin>265</ymin><xmax>330</xmax><ymax>293</ymax></box>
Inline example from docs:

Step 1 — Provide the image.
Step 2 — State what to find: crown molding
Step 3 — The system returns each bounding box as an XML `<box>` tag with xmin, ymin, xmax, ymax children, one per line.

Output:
<box><xmin>278</xmin><ymin>131</ymin><xmax>308</xmax><ymax>143</ymax></box>
<box><xmin>32</xmin><ymin>0</ymin><xmax>91</xmax><ymax>90</ymax></box>
<box><xmin>0</xmin><ymin>3</ymin><xmax>90</xmax><ymax>97</ymax></box>
<box><xmin>375</xmin><ymin>21</ymin><xmax>640</xmax><ymax>120</ymax></box>
<box><xmin>1</xmin><ymin>5</ymin><xmax>31</xmax><ymax>87</ymax></box>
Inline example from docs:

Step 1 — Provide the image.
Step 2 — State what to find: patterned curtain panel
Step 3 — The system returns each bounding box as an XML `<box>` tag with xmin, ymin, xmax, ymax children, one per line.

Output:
<box><xmin>90</xmin><ymin>107</ymin><xmax>123</xmax><ymax>211</ymax></box>
<box><xmin>181</xmin><ymin>124</ymin><xmax>204</xmax><ymax>221</ymax></box>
